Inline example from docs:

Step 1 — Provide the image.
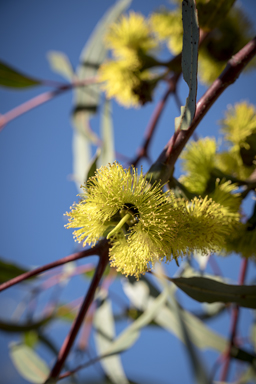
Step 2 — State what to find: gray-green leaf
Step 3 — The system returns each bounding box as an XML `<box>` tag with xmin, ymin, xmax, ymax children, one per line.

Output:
<box><xmin>171</xmin><ymin>276</ymin><xmax>256</xmax><ymax>309</ymax></box>
<box><xmin>9</xmin><ymin>343</ymin><xmax>49</xmax><ymax>383</ymax></box>
<box><xmin>175</xmin><ymin>0</ymin><xmax>199</xmax><ymax>131</ymax></box>
<box><xmin>47</xmin><ymin>51</ymin><xmax>74</xmax><ymax>81</ymax></box>
<box><xmin>99</xmin><ymin>99</ymin><xmax>115</xmax><ymax>167</ymax></box>
<box><xmin>94</xmin><ymin>293</ymin><xmax>129</xmax><ymax>384</ymax></box>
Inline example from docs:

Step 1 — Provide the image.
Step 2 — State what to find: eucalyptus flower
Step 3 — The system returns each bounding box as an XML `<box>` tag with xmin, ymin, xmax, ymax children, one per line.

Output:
<box><xmin>65</xmin><ymin>162</ymin><xmax>179</xmax><ymax>278</ymax></box>
<box><xmin>180</xmin><ymin>137</ymin><xmax>217</xmax><ymax>194</ymax></box>
<box><xmin>173</xmin><ymin>196</ymin><xmax>240</xmax><ymax>258</ymax></box>
<box><xmin>105</xmin><ymin>11</ymin><xmax>157</xmax><ymax>58</ymax></box>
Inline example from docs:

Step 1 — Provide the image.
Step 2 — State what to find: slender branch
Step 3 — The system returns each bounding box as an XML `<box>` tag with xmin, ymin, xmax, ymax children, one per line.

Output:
<box><xmin>152</xmin><ymin>37</ymin><xmax>256</xmax><ymax>181</ymax></box>
<box><xmin>220</xmin><ymin>259</ymin><xmax>249</xmax><ymax>381</ymax></box>
<box><xmin>131</xmin><ymin>73</ymin><xmax>181</xmax><ymax>167</ymax></box>
<box><xmin>0</xmin><ymin>245</ymin><xmax>102</xmax><ymax>293</ymax></box>
<box><xmin>48</xmin><ymin>242</ymin><xmax>109</xmax><ymax>380</ymax></box>
<box><xmin>0</xmin><ymin>77</ymin><xmax>97</xmax><ymax>130</ymax></box>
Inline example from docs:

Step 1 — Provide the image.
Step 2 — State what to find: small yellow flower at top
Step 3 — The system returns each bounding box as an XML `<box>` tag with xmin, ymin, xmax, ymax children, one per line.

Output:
<box><xmin>105</xmin><ymin>11</ymin><xmax>157</xmax><ymax>59</ymax></box>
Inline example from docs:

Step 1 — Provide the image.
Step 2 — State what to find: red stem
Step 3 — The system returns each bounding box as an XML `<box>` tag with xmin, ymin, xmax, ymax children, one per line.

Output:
<box><xmin>0</xmin><ymin>78</ymin><xmax>97</xmax><ymax>130</ymax></box>
<box><xmin>48</xmin><ymin>243</ymin><xmax>109</xmax><ymax>380</ymax></box>
<box><xmin>220</xmin><ymin>259</ymin><xmax>249</xmax><ymax>381</ymax></box>
<box><xmin>0</xmin><ymin>245</ymin><xmax>101</xmax><ymax>293</ymax></box>
<box><xmin>131</xmin><ymin>73</ymin><xmax>180</xmax><ymax>167</ymax></box>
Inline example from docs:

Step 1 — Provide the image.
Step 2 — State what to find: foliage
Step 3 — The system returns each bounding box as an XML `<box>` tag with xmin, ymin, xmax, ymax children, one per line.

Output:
<box><xmin>1</xmin><ymin>0</ymin><xmax>256</xmax><ymax>384</ymax></box>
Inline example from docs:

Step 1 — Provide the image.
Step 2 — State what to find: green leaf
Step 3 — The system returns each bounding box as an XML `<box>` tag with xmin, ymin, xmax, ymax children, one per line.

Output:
<box><xmin>86</xmin><ymin>148</ymin><xmax>101</xmax><ymax>184</ymax></box>
<box><xmin>9</xmin><ymin>343</ymin><xmax>49</xmax><ymax>383</ymax></box>
<box><xmin>94</xmin><ymin>292</ymin><xmax>129</xmax><ymax>384</ymax></box>
<box><xmin>99</xmin><ymin>99</ymin><xmax>115</xmax><ymax>167</ymax></box>
<box><xmin>72</xmin><ymin>0</ymin><xmax>131</xmax><ymax>191</ymax></box>
<box><xmin>171</xmin><ymin>276</ymin><xmax>256</xmax><ymax>309</ymax></box>
<box><xmin>102</xmin><ymin>288</ymin><xmax>167</xmax><ymax>356</ymax></box>
<box><xmin>72</xmin><ymin>127</ymin><xmax>92</xmax><ymax>192</ymax></box>
<box><xmin>175</xmin><ymin>0</ymin><xmax>199</xmax><ymax>131</ymax></box>
<box><xmin>24</xmin><ymin>331</ymin><xmax>38</xmax><ymax>349</ymax></box>
<box><xmin>251</xmin><ymin>322</ymin><xmax>256</xmax><ymax>351</ymax></box>
<box><xmin>47</xmin><ymin>51</ymin><xmax>74</xmax><ymax>81</ymax></box>
<box><xmin>55</xmin><ymin>305</ymin><xmax>77</xmax><ymax>322</ymax></box>
<box><xmin>0</xmin><ymin>316</ymin><xmax>52</xmax><ymax>333</ymax></box>
<box><xmin>0</xmin><ymin>257</ymin><xmax>30</xmax><ymax>283</ymax></box>
<box><xmin>124</xmin><ymin>277</ymin><xmax>228</xmax><ymax>353</ymax></box>
<box><xmin>0</xmin><ymin>61</ymin><xmax>41</xmax><ymax>88</ymax></box>
<box><xmin>74</xmin><ymin>0</ymin><xmax>131</xmax><ymax>117</ymax></box>
<box><xmin>156</xmin><ymin>266</ymin><xmax>210</xmax><ymax>384</ymax></box>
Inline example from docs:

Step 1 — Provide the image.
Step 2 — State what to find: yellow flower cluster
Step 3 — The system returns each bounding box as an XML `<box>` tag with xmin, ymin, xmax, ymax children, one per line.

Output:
<box><xmin>217</xmin><ymin>102</ymin><xmax>256</xmax><ymax>179</ymax></box>
<box><xmin>98</xmin><ymin>12</ymin><xmax>158</xmax><ymax>108</ymax></box>
<box><xmin>65</xmin><ymin>162</ymin><xmax>240</xmax><ymax>278</ymax></box>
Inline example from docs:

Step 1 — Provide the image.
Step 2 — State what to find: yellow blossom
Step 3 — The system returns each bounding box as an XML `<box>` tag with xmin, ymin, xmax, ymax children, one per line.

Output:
<box><xmin>150</xmin><ymin>9</ymin><xmax>183</xmax><ymax>55</ymax></box>
<box><xmin>105</xmin><ymin>12</ymin><xmax>157</xmax><ymax>58</ymax></box>
<box><xmin>180</xmin><ymin>137</ymin><xmax>217</xmax><ymax>195</ymax></box>
<box><xmin>65</xmin><ymin>162</ymin><xmax>179</xmax><ymax>278</ymax></box>
<box><xmin>173</xmin><ymin>196</ymin><xmax>240</xmax><ymax>258</ymax></box>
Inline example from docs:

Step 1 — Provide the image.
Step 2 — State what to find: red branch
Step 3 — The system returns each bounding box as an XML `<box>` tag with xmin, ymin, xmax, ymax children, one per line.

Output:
<box><xmin>0</xmin><ymin>78</ymin><xmax>97</xmax><ymax>131</ymax></box>
<box><xmin>220</xmin><ymin>259</ymin><xmax>249</xmax><ymax>381</ymax></box>
<box><xmin>153</xmin><ymin>37</ymin><xmax>256</xmax><ymax>173</ymax></box>
<box><xmin>131</xmin><ymin>73</ymin><xmax>180</xmax><ymax>167</ymax></box>
<box><xmin>0</xmin><ymin>245</ymin><xmax>102</xmax><ymax>293</ymax></box>
<box><xmin>48</xmin><ymin>242</ymin><xmax>110</xmax><ymax>380</ymax></box>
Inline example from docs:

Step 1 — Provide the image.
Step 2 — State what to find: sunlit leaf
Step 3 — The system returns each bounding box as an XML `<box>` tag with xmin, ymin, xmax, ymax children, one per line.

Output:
<box><xmin>47</xmin><ymin>51</ymin><xmax>74</xmax><ymax>81</ymax></box>
<box><xmin>101</xmin><ymin>288</ymin><xmax>168</xmax><ymax>356</ymax></box>
<box><xmin>94</xmin><ymin>291</ymin><xmax>129</xmax><ymax>384</ymax></box>
<box><xmin>124</xmin><ymin>277</ymin><xmax>228</xmax><ymax>353</ymax></box>
<box><xmin>0</xmin><ymin>61</ymin><xmax>41</xmax><ymax>88</ymax></box>
<box><xmin>171</xmin><ymin>276</ymin><xmax>256</xmax><ymax>309</ymax></box>
<box><xmin>175</xmin><ymin>0</ymin><xmax>199</xmax><ymax>131</ymax></box>
<box><xmin>156</xmin><ymin>266</ymin><xmax>210</xmax><ymax>384</ymax></box>
<box><xmin>9</xmin><ymin>343</ymin><xmax>49</xmax><ymax>383</ymax></box>
<box><xmin>72</xmin><ymin>127</ymin><xmax>92</xmax><ymax>191</ymax></box>
<box><xmin>98</xmin><ymin>99</ymin><xmax>115</xmax><ymax>167</ymax></box>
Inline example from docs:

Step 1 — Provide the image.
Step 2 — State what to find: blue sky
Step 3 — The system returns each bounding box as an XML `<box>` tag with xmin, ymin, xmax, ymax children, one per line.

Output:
<box><xmin>1</xmin><ymin>1</ymin><xmax>256</xmax><ymax>383</ymax></box>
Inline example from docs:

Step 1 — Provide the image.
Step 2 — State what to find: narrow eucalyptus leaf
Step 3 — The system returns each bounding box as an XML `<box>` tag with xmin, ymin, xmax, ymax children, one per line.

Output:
<box><xmin>47</xmin><ymin>51</ymin><xmax>74</xmax><ymax>81</ymax></box>
<box><xmin>94</xmin><ymin>294</ymin><xmax>129</xmax><ymax>384</ymax></box>
<box><xmin>99</xmin><ymin>99</ymin><xmax>115</xmax><ymax>167</ymax></box>
<box><xmin>102</xmin><ymin>289</ymin><xmax>167</xmax><ymax>356</ymax></box>
<box><xmin>74</xmin><ymin>0</ymin><xmax>131</xmax><ymax>119</ymax></box>
<box><xmin>9</xmin><ymin>343</ymin><xmax>49</xmax><ymax>383</ymax></box>
<box><xmin>175</xmin><ymin>0</ymin><xmax>199</xmax><ymax>131</ymax></box>
<box><xmin>72</xmin><ymin>123</ymin><xmax>92</xmax><ymax>192</ymax></box>
<box><xmin>171</xmin><ymin>277</ymin><xmax>256</xmax><ymax>309</ymax></box>
<box><xmin>0</xmin><ymin>61</ymin><xmax>41</xmax><ymax>88</ymax></box>
<box><xmin>86</xmin><ymin>148</ymin><xmax>101</xmax><ymax>184</ymax></box>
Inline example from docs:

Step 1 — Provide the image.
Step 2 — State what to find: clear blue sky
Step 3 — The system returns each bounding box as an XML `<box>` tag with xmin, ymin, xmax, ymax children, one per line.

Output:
<box><xmin>1</xmin><ymin>1</ymin><xmax>256</xmax><ymax>383</ymax></box>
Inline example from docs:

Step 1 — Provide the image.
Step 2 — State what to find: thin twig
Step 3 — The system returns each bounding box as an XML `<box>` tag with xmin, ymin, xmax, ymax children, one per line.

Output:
<box><xmin>0</xmin><ymin>245</ymin><xmax>101</xmax><ymax>292</ymax></box>
<box><xmin>220</xmin><ymin>259</ymin><xmax>249</xmax><ymax>381</ymax></box>
<box><xmin>0</xmin><ymin>77</ymin><xmax>97</xmax><ymax>130</ymax></box>
<box><xmin>131</xmin><ymin>73</ymin><xmax>181</xmax><ymax>167</ymax></box>
<box><xmin>48</xmin><ymin>242</ymin><xmax>109</xmax><ymax>380</ymax></box>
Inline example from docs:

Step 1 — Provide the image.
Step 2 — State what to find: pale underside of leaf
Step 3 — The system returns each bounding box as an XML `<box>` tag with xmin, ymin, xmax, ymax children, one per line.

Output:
<box><xmin>175</xmin><ymin>0</ymin><xmax>199</xmax><ymax>131</ymax></box>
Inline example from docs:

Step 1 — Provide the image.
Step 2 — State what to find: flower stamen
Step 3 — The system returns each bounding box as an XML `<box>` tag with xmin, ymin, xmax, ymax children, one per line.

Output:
<box><xmin>107</xmin><ymin>213</ymin><xmax>133</xmax><ymax>239</ymax></box>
